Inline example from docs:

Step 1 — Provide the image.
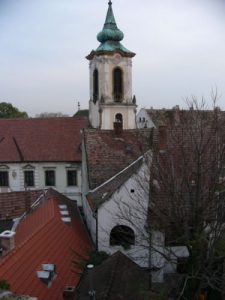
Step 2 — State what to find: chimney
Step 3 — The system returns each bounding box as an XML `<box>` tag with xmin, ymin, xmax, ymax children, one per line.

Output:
<box><xmin>114</xmin><ymin>121</ymin><xmax>123</xmax><ymax>135</ymax></box>
<box><xmin>63</xmin><ymin>286</ymin><xmax>75</xmax><ymax>300</ymax></box>
<box><xmin>174</xmin><ymin>105</ymin><xmax>180</xmax><ymax>124</ymax></box>
<box><xmin>87</xmin><ymin>264</ymin><xmax>95</xmax><ymax>300</ymax></box>
<box><xmin>158</xmin><ymin>126</ymin><xmax>167</xmax><ymax>152</ymax></box>
<box><xmin>25</xmin><ymin>191</ymin><xmax>31</xmax><ymax>214</ymax></box>
<box><xmin>0</xmin><ymin>230</ymin><xmax>16</xmax><ymax>255</ymax></box>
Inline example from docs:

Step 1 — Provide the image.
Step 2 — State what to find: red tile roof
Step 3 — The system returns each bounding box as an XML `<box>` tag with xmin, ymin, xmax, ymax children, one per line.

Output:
<box><xmin>0</xmin><ymin>189</ymin><xmax>92</xmax><ymax>300</ymax></box>
<box><xmin>149</xmin><ymin>124</ymin><xmax>225</xmax><ymax>233</ymax></box>
<box><xmin>83</xmin><ymin>128</ymin><xmax>153</xmax><ymax>189</ymax></box>
<box><xmin>0</xmin><ymin>117</ymin><xmax>88</xmax><ymax>162</ymax></box>
<box><xmin>87</xmin><ymin>156</ymin><xmax>143</xmax><ymax>210</ymax></box>
<box><xmin>145</xmin><ymin>107</ymin><xmax>225</xmax><ymax>127</ymax></box>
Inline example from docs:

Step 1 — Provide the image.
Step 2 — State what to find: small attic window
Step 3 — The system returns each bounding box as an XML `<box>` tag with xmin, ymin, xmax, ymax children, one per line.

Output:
<box><xmin>61</xmin><ymin>217</ymin><xmax>71</xmax><ymax>224</ymax></box>
<box><xmin>59</xmin><ymin>205</ymin><xmax>67</xmax><ymax>210</ymax></box>
<box><xmin>130</xmin><ymin>189</ymin><xmax>135</xmax><ymax>193</ymax></box>
<box><xmin>60</xmin><ymin>210</ymin><xmax>69</xmax><ymax>216</ymax></box>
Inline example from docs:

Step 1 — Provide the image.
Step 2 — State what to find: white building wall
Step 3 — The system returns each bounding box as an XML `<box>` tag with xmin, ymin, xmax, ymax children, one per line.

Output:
<box><xmin>89</xmin><ymin>53</ymin><xmax>136</xmax><ymax>129</ymax></box>
<box><xmin>81</xmin><ymin>139</ymin><xmax>97</xmax><ymax>242</ymax></box>
<box><xmin>97</xmin><ymin>160</ymin><xmax>150</xmax><ymax>267</ymax></box>
<box><xmin>136</xmin><ymin>108</ymin><xmax>155</xmax><ymax>129</ymax></box>
<box><xmin>101</xmin><ymin>105</ymin><xmax>136</xmax><ymax>130</ymax></box>
<box><xmin>0</xmin><ymin>162</ymin><xmax>82</xmax><ymax>204</ymax></box>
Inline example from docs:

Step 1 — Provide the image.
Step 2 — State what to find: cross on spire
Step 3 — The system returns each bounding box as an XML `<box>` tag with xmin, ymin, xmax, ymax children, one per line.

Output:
<box><xmin>108</xmin><ymin>1</ymin><xmax>112</xmax><ymax>6</ymax></box>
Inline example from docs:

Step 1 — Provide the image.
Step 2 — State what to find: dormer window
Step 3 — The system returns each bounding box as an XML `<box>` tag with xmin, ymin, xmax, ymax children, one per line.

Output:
<box><xmin>93</xmin><ymin>69</ymin><xmax>99</xmax><ymax>103</ymax></box>
<box><xmin>113</xmin><ymin>67</ymin><xmax>123</xmax><ymax>102</ymax></box>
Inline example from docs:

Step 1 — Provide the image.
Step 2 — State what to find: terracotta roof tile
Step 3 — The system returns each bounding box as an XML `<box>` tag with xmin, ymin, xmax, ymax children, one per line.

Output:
<box><xmin>0</xmin><ymin>190</ymin><xmax>92</xmax><ymax>300</ymax></box>
<box><xmin>87</xmin><ymin>156</ymin><xmax>143</xmax><ymax>210</ymax></box>
<box><xmin>83</xmin><ymin>129</ymin><xmax>153</xmax><ymax>189</ymax></box>
<box><xmin>146</xmin><ymin>108</ymin><xmax>225</xmax><ymax>127</ymax></box>
<box><xmin>0</xmin><ymin>117</ymin><xmax>88</xmax><ymax>162</ymax></box>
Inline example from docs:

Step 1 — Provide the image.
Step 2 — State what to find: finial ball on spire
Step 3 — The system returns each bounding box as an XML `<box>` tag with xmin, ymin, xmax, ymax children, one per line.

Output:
<box><xmin>108</xmin><ymin>1</ymin><xmax>112</xmax><ymax>5</ymax></box>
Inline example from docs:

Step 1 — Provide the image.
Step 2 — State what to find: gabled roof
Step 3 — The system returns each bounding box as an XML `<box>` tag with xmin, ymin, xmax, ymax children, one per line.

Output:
<box><xmin>87</xmin><ymin>156</ymin><xmax>143</xmax><ymax>211</ymax></box>
<box><xmin>0</xmin><ymin>189</ymin><xmax>92</xmax><ymax>300</ymax></box>
<box><xmin>144</xmin><ymin>107</ymin><xmax>225</xmax><ymax>128</ymax></box>
<box><xmin>83</xmin><ymin>128</ymin><xmax>153</xmax><ymax>189</ymax></box>
<box><xmin>75</xmin><ymin>251</ymin><xmax>149</xmax><ymax>300</ymax></box>
<box><xmin>0</xmin><ymin>117</ymin><xmax>88</xmax><ymax>162</ymax></box>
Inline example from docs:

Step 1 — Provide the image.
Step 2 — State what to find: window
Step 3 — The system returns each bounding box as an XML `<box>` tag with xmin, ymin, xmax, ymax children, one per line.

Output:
<box><xmin>113</xmin><ymin>67</ymin><xmax>123</xmax><ymax>102</ymax></box>
<box><xmin>67</xmin><ymin>170</ymin><xmax>77</xmax><ymax>186</ymax></box>
<box><xmin>93</xmin><ymin>69</ymin><xmax>99</xmax><ymax>103</ymax></box>
<box><xmin>45</xmin><ymin>170</ymin><xmax>55</xmax><ymax>186</ymax></box>
<box><xmin>110</xmin><ymin>225</ymin><xmax>135</xmax><ymax>248</ymax></box>
<box><xmin>0</xmin><ymin>171</ymin><xmax>9</xmax><ymax>187</ymax></box>
<box><xmin>115</xmin><ymin>113</ymin><xmax>123</xmax><ymax>124</ymax></box>
<box><xmin>24</xmin><ymin>170</ymin><xmax>34</xmax><ymax>187</ymax></box>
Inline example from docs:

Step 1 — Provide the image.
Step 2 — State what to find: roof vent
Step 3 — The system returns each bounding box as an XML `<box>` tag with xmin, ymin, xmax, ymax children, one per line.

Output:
<box><xmin>37</xmin><ymin>264</ymin><xmax>56</xmax><ymax>286</ymax></box>
<box><xmin>61</xmin><ymin>217</ymin><xmax>71</xmax><ymax>224</ymax></box>
<box><xmin>60</xmin><ymin>210</ymin><xmax>69</xmax><ymax>216</ymax></box>
<box><xmin>59</xmin><ymin>205</ymin><xmax>68</xmax><ymax>210</ymax></box>
<box><xmin>63</xmin><ymin>286</ymin><xmax>75</xmax><ymax>300</ymax></box>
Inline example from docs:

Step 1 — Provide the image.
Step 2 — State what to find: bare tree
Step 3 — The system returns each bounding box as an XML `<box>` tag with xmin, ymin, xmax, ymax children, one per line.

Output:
<box><xmin>110</xmin><ymin>95</ymin><xmax>225</xmax><ymax>299</ymax></box>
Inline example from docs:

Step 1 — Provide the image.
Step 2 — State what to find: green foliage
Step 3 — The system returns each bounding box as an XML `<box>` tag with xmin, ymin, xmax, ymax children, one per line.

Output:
<box><xmin>0</xmin><ymin>279</ymin><xmax>10</xmax><ymax>290</ymax></box>
<box><xmin>187</xmin><ymin>233</ymin><xmax>208</xmax><ymax>272</ymax></box>
<box><xmin>0</xmin><ymin>102</ymin><xmax>28</xmax><ymax>118</ymax></box>
<box><xmin>72</xmin><ymin>250</ymin><xmax>109</xmax><ymax>274</ymax></box>
<box><xmin>215</xmin><ymin>239</ymin><xmax>225</xmax><ymax>257</ymax></box>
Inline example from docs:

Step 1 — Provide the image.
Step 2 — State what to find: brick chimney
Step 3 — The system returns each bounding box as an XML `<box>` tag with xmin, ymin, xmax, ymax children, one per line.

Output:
<box><xmin>63</xmin><ymin>286</ymin><xmax>75</xmax><ymax>300</ymax></box>
<box><xmin>0</xmin><ymin>230</ymin><xmax>16</xmax><ymax>255</ymax></box>
<box><xmin>158</xmin><ymin>126</ymin><xmax>167</xmax><ymax>152</ymax></box>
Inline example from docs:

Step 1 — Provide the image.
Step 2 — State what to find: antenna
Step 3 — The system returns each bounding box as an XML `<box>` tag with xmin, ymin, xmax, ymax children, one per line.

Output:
<box><xmin>78</xmin><ymin>102</ymin><xmax>81</xmax><ymax>111</ymax></box>
<box><xmin>87</xmin><ymin>264</ymin><xmax>95</xmax><ymax>300</ymax></box>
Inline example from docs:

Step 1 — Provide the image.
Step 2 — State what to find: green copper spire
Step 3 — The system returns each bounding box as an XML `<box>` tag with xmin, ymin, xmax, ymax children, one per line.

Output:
<box><xmin>97</xmin><ymin>1</ymin><xmax>124</xmax><ymax>43</ymax></box>
<box><xmin>86</xmin><ymin>1</ymin><xmax>135</xmax><ymax>60</ymax></box>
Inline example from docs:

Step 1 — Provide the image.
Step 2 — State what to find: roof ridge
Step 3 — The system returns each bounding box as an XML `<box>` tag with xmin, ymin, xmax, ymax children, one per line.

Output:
<box><xmin>12</xmin><ymin>136</ymin><xmax>24</xmax><ymax>161</ymax></box>
<box><xmin>102</xmin><ymin>251</ymin><xmax>121</xmax><ymax>300</ymax></box>
<box><xmin>90</xmin><ymin>154</ymin><xmax>144</xmax><ymax>194</ymax></box>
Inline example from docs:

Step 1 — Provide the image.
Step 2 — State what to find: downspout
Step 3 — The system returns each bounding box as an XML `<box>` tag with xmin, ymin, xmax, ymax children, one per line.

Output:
<box><xmin>95</xmin><ymin>209</ymin><xmax>98</xmax><ymax>251</ymax></box>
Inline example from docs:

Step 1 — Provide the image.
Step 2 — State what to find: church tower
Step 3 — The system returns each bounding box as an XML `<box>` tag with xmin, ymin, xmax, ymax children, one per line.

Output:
<box><xmin>86</xmin><ymin>1</ymin><xmax>136</xmax><ymax>130</ymax></box>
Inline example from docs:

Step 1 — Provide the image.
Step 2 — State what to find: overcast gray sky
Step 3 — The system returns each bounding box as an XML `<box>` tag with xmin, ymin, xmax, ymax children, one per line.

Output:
<box><xmin>1</xmin><ymin>0</ymin><xmax>225</xmax><ymax>117</ymax></box>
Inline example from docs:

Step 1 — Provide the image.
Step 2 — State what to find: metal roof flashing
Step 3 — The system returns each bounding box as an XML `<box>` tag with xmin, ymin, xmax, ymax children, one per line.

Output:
<box><xmin>0</xmin><ymin>230</ymin><xmax>15</xmax><ymax>238</ymax></box>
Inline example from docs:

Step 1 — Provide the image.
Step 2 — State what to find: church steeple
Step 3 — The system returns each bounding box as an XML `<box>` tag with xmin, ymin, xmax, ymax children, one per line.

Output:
<box><xmin>97</xmin><ymin>1</ymin><xmax>124</xmax><ymax>44</ymax></box>
<box><xmin>87</xmin><ymin>1</ymin><xmax>135</xmax><ymax>60</ymax></box>
<box><xmin>87</xmin><ymin>1</ymin><xmax>137</xmax><ymax>130</ymax></box>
